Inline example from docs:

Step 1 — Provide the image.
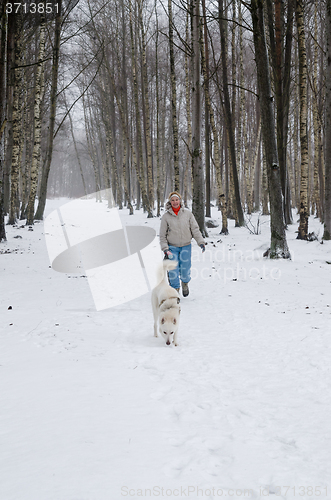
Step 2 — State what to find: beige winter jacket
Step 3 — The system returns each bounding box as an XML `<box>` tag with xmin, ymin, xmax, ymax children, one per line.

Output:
<box><xmin>159</xmin><ymin>200</ymin><xmax>205</xmax><ymax>251</ymax></box>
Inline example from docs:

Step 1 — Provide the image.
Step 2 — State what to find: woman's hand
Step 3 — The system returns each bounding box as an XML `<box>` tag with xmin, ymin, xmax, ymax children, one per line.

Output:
<box><xmin>164</xmin><ymin>250</ymin><xmax>174</xmax><ymax>260</ymax></box>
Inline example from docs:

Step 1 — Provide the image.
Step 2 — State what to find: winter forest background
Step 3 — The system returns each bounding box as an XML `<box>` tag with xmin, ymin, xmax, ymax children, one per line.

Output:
<box><xmin>2</xmin><ymin>2</ymin><xmax>331</xmax><ymax>497</ymax></box>
<box><xmin>1</xmin><ymin>0</ymin><xmax>331</xmax><ymax>255</ymax></box>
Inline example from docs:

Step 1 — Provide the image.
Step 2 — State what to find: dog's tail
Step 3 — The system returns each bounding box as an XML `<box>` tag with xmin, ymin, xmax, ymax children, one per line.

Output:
<box><xmin>156</xmin><ymin>258</ymin><xmax>177</xmax><ymax>284</ymax></box>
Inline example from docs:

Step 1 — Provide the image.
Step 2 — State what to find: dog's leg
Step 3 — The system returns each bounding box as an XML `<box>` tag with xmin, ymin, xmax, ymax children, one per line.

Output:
<box><xmin>152</xmin><ymin>295</ymin><xmax>158</xmax><ymax>337</ymax></box>
<box><xmin>173</xmin><ymin>330</ymin><xmax>178</xmax><ymax>346</ymax></box>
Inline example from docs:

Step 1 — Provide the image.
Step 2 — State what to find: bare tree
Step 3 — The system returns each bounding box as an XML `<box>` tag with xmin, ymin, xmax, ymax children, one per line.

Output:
<box><xmin>324</xmin><ymin>0</ymin><xmax>331</xmax><ymax>240</ymax></box>
<box><xmin>295</xmin><ymin>0</ymin><xmax>309</xmax><ymax>240</ymax></box>
<box><xmin>8</xmin><ymin>12</ymin><xmax>23</xmax><ymax>225</ymax></box>
<box><xmin>35</xmin><ymin>0</ymin><xmax>62</xmax><ymax>220</ymax></box>
<box><xmin>250</xmin><ymin>0</ymin><xmax>290</xmax><ymax>258</ymax></box>
<box><xmin>218</xmin><ymin>0</ymin><xmax>244</xmax><ymax>227</ymax></box>
<box><xmin>168</xmin><ymin>0</ymin><xmax>179</xmax><ymax>191</ymax></box>
<box><xmin>26</xmin><ymin>16</ymin><xmax>46</xmax><ymax>225</ymax></box>
<box><xmin>266</xmin><ymin>0</ymin><xmax>294</xmax><ymax>226</ymax></box>
<box><xmin>0</xmin><ymin>0</ymin><xmax>7</xmax><ymax>241</ymax></box>
<box><xmin>190</xmin><ymin>0</ymin><xmax>207</xmax><ymax>236</ymax></box>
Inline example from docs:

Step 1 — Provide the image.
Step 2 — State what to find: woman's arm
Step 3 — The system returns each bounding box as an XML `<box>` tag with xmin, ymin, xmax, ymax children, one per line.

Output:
<box><xmin>189</xmin><ymin>212</ymin><xmax>205</xmax><ymax>246</ymax></box>
<box><xmin>159</xmin><ymin>215</ymin><xmax>169</xmax><ymax>251</ymax></box>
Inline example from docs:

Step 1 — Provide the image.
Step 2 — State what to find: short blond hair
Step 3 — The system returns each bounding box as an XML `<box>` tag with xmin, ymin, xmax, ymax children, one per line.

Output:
<box><xmin>168</xmin><ymin>191</ymin><xmax>182</xmax><ymax>201</ymax></box>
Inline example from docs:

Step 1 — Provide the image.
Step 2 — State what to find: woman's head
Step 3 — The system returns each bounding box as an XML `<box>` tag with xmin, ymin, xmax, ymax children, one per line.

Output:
<box><xmin>168</xmin><ymin>191</ymin><xmax>182</xmax><ymax>210</ymax></box>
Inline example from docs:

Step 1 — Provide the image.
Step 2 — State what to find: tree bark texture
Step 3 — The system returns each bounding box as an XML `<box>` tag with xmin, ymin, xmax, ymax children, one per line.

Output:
<box><xmin>138</xmin><ymin>0</ymin><xmax>154</xmax><ymax>216</ymax></box>
<box><xmin>251</xmin><ymin>0</ymin><xmax>290</xmax><ymax>258</ymax></box>
<box><xmin>0</xmin><ymin>1</ymin><xmax>7</xmax><ymax>240</ymax></box>
<box><xmin>200</xmin><ymin>8</ymin><xmax>227</xmax><ymax>234</ymax></box>
<box><xmin>168</xmin><ymin>0</ymin><xmax>179</xmax><ymax>192</ymax></box>
<box><xmin>266</xmin><ymin>0</ymin><xmax>293</xmax><ymax>225</ymax></box>
<box><xmin>295</xmin><ymin>0</ymin><xmax>309</xmax><ymax>240</ymax></box>
<box><xmin>26</xmin><ymin>18</ymin><xmax>45</xmax><ymax>225</ymax></box>
<box><xmin>324</xmin><ymin>0</ymin><xmax>331</xmax><ymax>239</ymax></box>
<box><xmin>312</xmin><ymin>3</ymin><xmax>322</xmax><ymax>219</ymax></box>
<box><xmin>218</xmin><ymin>0</ymin><xmax>244</xmax><ymax>226</ymax></box>
<box><xmin>184</xmin><ymin>9</ymin><xmax>192</xmax><ymax>208</ymax></box>
<box><xmin>35</xmin><ymin>0</ymin><xmax>62</xmax><ymax>220</ymax></box>
<box><xmin>202</xmin><ymin>0</ymin><xmax>211</xmax><ymax>218</ymax></box>
<box><xmin>191</xmin><ymin>0</ymin><xmax>207</xmax><ymax>236</ymax></box>
<box><xmin>8</xmin><ymin>13</ymin><xmax>23</xmax><ymax>224</ymax></box>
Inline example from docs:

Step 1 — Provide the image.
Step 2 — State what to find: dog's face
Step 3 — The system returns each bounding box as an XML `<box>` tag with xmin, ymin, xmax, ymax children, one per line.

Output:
<box><xmin>159</xmin><ymin>312</ymin><xmax>178</xmax><ymax>345</ymax></box>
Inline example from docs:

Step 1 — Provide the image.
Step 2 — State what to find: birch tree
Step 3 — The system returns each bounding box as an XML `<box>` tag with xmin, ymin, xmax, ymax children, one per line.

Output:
<box><xmin>0</xmin><ymin>1</ymin><xmax>6</xmax><ymax>241</ymax></box>
<box><xmin>26</xmin><ymin>17</ymin><xmax>46</xmax><ymax>225</ymax></box>
<box><xmin>8</xmin><ymin>12</ymin><xmax>23</xmax><ymax>225</ymax></box>
<box><xmin>35</xmin><ymin>0</ymin><xmax>62</xmax><ymax>220</ymax></box>
<box><xmin>324</xmin><ymin>0</ymin><xmax>331</xmax><ymax>240</ymax></box>
<box><xmin>168</xmin><ymin>0</ymin><xmax>179</xmax><ymax>191</ymax></box>
<box><xmin>218</xmin><ymin>0</ymin><xmax>244</xmax><ymax>227</ymax></box>
<box><xmin>138</xmin><ymin>0</ymin><xmax>154</xmax><ymax>215</ymax></box>
<box><xmin>200</xmin><ymin>7</ymin><xmax>228</xmax><ymax>233</ymax></box>
<box><xmin>191</xmin><ymin>0</ymin><xmax>207</xmax><ymax>236</ymax></box>
<box><xmin>295</xmin><ymin>0</ymin><xmax>309</xmax><ymax>240</ymax></box>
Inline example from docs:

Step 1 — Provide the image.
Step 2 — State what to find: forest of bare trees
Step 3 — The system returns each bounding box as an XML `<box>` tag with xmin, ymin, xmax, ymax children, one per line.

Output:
<box><xmin>1</xmin><ymin>0</ymin><xmax>331</xmax><ymax>256</ymax></box>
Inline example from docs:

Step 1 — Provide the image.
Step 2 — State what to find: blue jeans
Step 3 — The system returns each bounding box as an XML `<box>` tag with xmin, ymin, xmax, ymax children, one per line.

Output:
<box><xmin>168</xmin><ymin>244</ymin><xmax>192</xmax><ymax>289</ymax></box>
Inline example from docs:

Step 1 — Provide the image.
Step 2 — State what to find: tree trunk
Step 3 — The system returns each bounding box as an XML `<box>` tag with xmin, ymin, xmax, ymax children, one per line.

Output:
<box><xmin>237</xmin><ymin>0</ymin><xmax>244</xmax><ymax>208</ymax></box>
<box><xmin>138</xmin><ymin>0</ymin><xmax>154</xmax><ymax>216</ymax></box>
<box><xmin>200</xmin><ymin>7</ymin><xmax>227</xmax><ymax>234</ymax></box>
<box><xmin>311</xmin><ymin>3</ymin><xmax>321</xmax><ymax>219</ymax></box>
<box><xmin>121</xmin><ymin>0</ymin><xmax>133</xmax><ymax>214</ymax></box>
<box><xmin>26</xmin><ymin>18</ymin><xmax>45</xmax><ymax>225</ymax></box>
<box><xmin>295</xmin><ymin>0</ymin><xmax>309</xmax><ymax>240</ymax></box>
<box><xmin>283</xmin><ymin>0</ymin><xmax>294</xmax><ymax>224</ymax></box>
<box><xmin>168</xmin><ymin>0</ymin><xmax>179</xmax><ymax>192</ymax></box>
<box><xmin>8</xmin><ymin>13</ymin><xmax>23</xmax><ymax>225</ymax></box>
<box><xmin>129</xmin><ymin>0</ymin><xmax>149</xmax><ymax>213</ymax></box>
<box><xmin>202</xmin><ymin>0</ymin><xmax>210</xmax><ymax>217</ymax></box>
<box><xmin>324</xmin><ymin>0</ymin><xmax>331</xmax><ymax>240</ymax></box>
<box><xmin>0</xmin><ymin>1</ymin><xmax>7</xmax><ymax>241</ymax></box>
<box><xmin>254</xmin><ymin>125</ymin><xmax>262</xmax><ymax>211</ymax></box>
<box><xmin>247</xmin><ymin>118</ymin><xmax>261</xmax><ymax>214</ymax></box>
<box><xmin>20</xmin><ymin>70</ymin><xmax>29</xmax><ymax>220</ymax></box>
<box><xmin>261</xmin><ymin>144</ymin><xmax>269</xmax><ymax>215</ymax></box>
<box><xmin>218</xmin><ymin>0</ymin><xmax>244</xmax><ymax>226</ymax></box>
<box><xmin>266</xmin><ymin>0</ymin><xmax>293</xmax><ymax>226</ymax></box>
<box><xmin>191</xmin><ymin>0</ymin><xmax>207</xmax><ymax>236</ymax></box>
<box><xmin>3</xmin><ymin>9</ymin><xmax>15</xmax><ymax>214</ymax></box>
<box><xmin>184</xmin><ymin>9</ymin><xmax>192</xmax><ymax>208</ymax></box>
<box><xmin>251</xmin><ymin>0</ymin><xmax>290</xmax><ymax>258</ymax></box>
<box><xmin>35</xmin><ymin>0</ymin><xmax>62</xmax><ymax>220</ymax></box>
<box><xmin>155</xmin><ymin>0</ymin><xmax>161</xmax><ymax>217</ymax></box>
<box><xmin>68</xmin><ymin>107</ymin><xmax>87</xmax><ymax>196</ymax></box>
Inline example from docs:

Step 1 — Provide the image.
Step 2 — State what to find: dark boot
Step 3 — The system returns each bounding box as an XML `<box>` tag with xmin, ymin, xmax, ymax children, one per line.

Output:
<box><xmin>181</xmin><ymin>281</ymin><xmax>189</xmax><ymax>297</ymax></box>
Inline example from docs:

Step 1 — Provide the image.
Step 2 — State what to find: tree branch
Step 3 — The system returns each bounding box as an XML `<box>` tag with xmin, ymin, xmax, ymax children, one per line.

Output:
<box><xmin>53</xmin><ymin>48</ymin><xmax>104</xmax><ymax>139</ymax></box>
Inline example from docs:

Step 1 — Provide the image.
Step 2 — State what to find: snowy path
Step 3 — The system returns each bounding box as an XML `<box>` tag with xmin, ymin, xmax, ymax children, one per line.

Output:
<box><xmin>1</xmin><ymin>202</ymin><xmax>331</xmax><ymax>500</ymax></box>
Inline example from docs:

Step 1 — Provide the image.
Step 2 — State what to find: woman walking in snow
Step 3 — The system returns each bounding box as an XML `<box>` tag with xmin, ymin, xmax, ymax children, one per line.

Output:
<box><xmin>159</xmin><ymin>192</ymin><xmax>206</xmax><ymax>297</ymax></box>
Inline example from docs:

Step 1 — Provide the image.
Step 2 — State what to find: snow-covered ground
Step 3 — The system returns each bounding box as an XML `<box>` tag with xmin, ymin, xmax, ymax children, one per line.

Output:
<box><xmin>1</xmin><ymin>197</ymin><xmax>330</xmax><ymax>500</ymax></box>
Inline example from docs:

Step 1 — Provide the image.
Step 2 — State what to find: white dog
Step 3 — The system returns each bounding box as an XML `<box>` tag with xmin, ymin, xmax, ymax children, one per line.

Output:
<box><xmin>151</xmin><ymin>259</ymin><xmax>181</xmax><ymax>346</ymax></box>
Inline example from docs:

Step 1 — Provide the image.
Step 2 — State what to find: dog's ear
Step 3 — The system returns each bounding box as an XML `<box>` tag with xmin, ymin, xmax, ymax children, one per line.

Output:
<box><xmin>161</xmin><ymin>317</ymin><xmax>165</xmax><ymax>324</ymax></box>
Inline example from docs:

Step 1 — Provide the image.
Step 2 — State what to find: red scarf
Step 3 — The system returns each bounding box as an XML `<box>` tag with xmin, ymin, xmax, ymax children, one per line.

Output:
<box><xmin>172</xmin><ymin>206</ymin><xmax>181</xmax><ymax>216</ymax></box>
